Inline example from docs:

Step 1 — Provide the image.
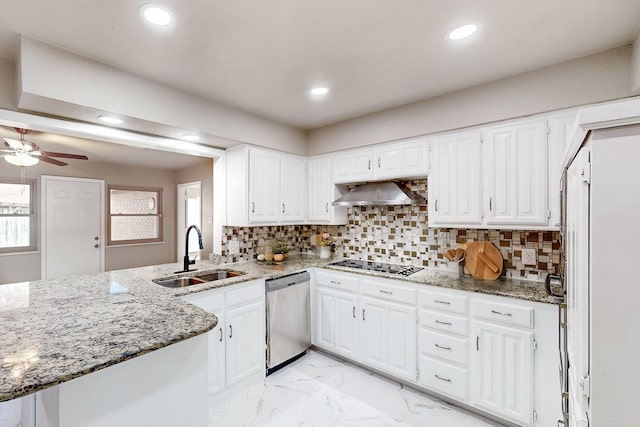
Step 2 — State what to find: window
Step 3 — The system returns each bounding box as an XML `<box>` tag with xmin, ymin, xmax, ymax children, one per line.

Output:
<box><xmin>108</xmin><ymin>185</ymin><xmax>163</xmax><ymax>245</ymax></box>
<box><xmin>0</xmin><ymin>178</ymin><xmax>36</xmax><ymax>253</ymax></box>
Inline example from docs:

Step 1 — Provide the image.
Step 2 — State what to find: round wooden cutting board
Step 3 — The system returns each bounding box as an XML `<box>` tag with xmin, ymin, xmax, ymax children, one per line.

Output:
<box><xmin>465</xmin><ymin>241</ymin><xmax>504</xmax><ymax>280</ymax></box>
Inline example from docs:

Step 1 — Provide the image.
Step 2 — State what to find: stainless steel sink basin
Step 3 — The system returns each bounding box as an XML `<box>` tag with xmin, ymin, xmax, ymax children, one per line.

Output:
<box><xmin>194</xmin><ymin>270</ymin><xmax>245</xmax><ymax>281</ymax></box>
<box><xmin>154</xmin><ymin>276</ymin><xmax>206</xmax><ymax>288</ymax></box>
<box><xmin>153</xmin><ymin>269</ymin><xmax>245</xmax><ymax>288</ymax></box>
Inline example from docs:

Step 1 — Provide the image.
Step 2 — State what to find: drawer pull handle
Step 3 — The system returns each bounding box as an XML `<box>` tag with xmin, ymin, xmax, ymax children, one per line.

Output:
<box><xmin>330</xmin><ymin>280</ymin><xmax>341</xmax><ymax>285</ymax></box>
<box><xmin>435</xmin><ymin>344</ymin><xmax>452</xmax><ymax>351</ymax></box>
<box><xmin>435</xmin><ymin>320</ymin><xmax>452</xmax><ymax>326</ymax></box>
<box><xmin>219</xmin><ymin>327</ymin><xmax>223</xmax><ymax>342</ymax></box>
<box><xmin>434</xmin><ymin>374</ymin><xmax>451</xmax><ymax>383</ymax></box>
<box><xmin>362</xmin><ymin>309</ymin><xmax>366</xmax><ymax>321</ymax></box>
<box><xmin>491</xmin><ymin>309</ymin><xmax>513</xmax><ymax>317</ymax></box>
<box><xmin>229</xmin><ymin>325</ymin><xmax>233</xmax><ymax>339</ymax></box>
<box><xmin>434</xmin><ymin>299</ymin><xmax>451</xmax><ymax>305</ymax></box>
<box><xmin>353</xmin><ymin>306</ymin><xmax>356</xmax><ymax>318</ymax></box>
<box><xmin>379</xmin><ymin>290</ymin><xmax>393</xmax><ymax>295</ymax></box>
<box><xmin>326</xmin><ymin>202</ymin><xmax>329</xmax><ymax>213</ymax></box>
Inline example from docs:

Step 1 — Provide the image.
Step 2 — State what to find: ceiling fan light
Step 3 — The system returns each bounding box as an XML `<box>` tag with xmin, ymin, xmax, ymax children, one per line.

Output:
<box><xmin>5</xmin><ymin>153</ymin><xmax>39</xmax><ymax>167</ymax></box>
<box><xmin>4</xmin><ymin>137</ymin><xmax>23</xmax><ymax>149</ymax></box>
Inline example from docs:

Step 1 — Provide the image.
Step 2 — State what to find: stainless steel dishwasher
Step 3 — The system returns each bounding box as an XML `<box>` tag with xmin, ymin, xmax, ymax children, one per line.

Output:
<box><xmin>265</xmin><ymin>271</ymin><xmax>311</xmax><ymax>375</ymax></box>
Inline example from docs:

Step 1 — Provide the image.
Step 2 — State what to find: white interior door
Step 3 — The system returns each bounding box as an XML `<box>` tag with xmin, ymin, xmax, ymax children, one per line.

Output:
<box><xmin>42</xmin><ymin>176</ymin><xmax>104</xmax><ymax>280</ymax></box>
<box><xmin>177</xmin><ymin>181</ymin><xmax>202</xmax><ymax>261</ymax></box>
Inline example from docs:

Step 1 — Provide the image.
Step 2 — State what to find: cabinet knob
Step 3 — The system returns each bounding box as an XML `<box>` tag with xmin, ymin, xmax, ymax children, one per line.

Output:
<box><xmin>94</xmin><ymin>236</ymin><xmax>99</xmax><ymax>241</ymax></box>
<box><xmin>94</xmin><ymin>244</ymin><xmax>100</xmax><ymax>248</ymax></box>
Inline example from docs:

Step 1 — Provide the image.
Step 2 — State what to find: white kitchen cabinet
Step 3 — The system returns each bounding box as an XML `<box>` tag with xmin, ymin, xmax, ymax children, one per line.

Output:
<box><xmin>373</xmin><ymin>139</ymin><xmax>429</xmax><ymax>180</ymax></box>
<box><xmin>360</xmin><ymin>295</ymin><xmax>417</xmax><ymax>381</ymax></box>
<box><xmin>307</xmin><ymin>156</ymin><xmax>348</xmax><ymax>224</ymax></box>
<box><xmin>315</xmin><ymin>286</ymin><xmax>359</xmax><ymax>360</ymax></box>
<box><xmin>280</xmin><ymin>154</ymin><xmax>306</xmax><ymax>222</ymax></box>
<box><xmin>181</xmin><ymin>279</ymin><xmax>265</xmax><ymax>396</ymax></box>
<box><xmin>547</xmin><ymin>111</ymin><xmax>577</xmax><ymax>228</ymax></box>
<box><xmin>0</xmin><ymin>396</ymin><xmax>34</xmax><ymax>427</ymax></box>
<box><xmin>471</xmin><ymin>320</ymin><xmax>534</xmax><ymax>426</ymax></box>
<box><xmin>483</xmin><ymin>119</ymin><xmax>548</xmax><ymax>226</ymax></box>
<box><xmin>332</xmin><ymin>148</ymin><xmax>374</xmax><ymax>183</ymax></box>
<box><xmin>428</xmin><ymin>130</ymin><xmax>483</xmax><ymax>227</ymax></box>
<box><xmin>226</xmin><ymin>145</ymin><xmax>305</xmax><ymax>225</ymax></box>
<box><xmin>331</xmin><ymin>139</ymin><xmax>428</xmax><ymax>184</ymax></box>
<box><xmin>226</xmin><ymin>300</ymin><xmax>265</xmax><ymax>386</ymax></box>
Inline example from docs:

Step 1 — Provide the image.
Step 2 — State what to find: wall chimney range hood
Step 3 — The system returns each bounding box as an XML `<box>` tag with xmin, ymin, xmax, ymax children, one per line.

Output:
<box><xmin>332</xmin><ymin>181</ymin><xmax>426</xmax><ymax>206</ymax></box>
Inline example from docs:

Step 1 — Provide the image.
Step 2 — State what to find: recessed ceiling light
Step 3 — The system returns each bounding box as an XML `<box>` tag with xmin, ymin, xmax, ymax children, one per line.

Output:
<box><xmin>310</xmin><ymin>87</ymin><xmax>330</xmax><ymax>96</ymax></box>
<box><xmin>98</xmin><ymin>115</ymin><xmax>124</xmax><ymax>125</ymax></box>
<box><xmin>182</xmin><ymin>134</ymin><xmax>201</xmax><ymax>142</ymax></box>
<box><xmin>139</xmin><ymin>4</ymin><xmax>174</xmax><ymax>26</ymax></box>
<box><xmin>447</xmin><ymin>24</ymin><xmax>478</xmax><ymax>41</ymax></box>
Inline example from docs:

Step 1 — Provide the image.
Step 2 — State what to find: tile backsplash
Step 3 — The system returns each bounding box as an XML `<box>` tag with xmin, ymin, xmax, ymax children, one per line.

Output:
<box><xmin>220</xmin><ymin>180</ymin><xmax>560</xmax><ymax>279</ymax></box>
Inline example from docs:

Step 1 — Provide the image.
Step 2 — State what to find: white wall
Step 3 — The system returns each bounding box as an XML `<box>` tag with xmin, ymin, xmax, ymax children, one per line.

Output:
<box><xmin>0</xmin><ymin>58</ymin><xmax>15</xmax><ymax>110</ymax></box>
<box><xmin>17</xmin><ymin>37</ymin><xmax>307</xmax><ymax>155</ymax></box>
<box><xmin>307</xmin><ymin>46</ymin><xmax>634</xmax><ymax>154</ymax></box>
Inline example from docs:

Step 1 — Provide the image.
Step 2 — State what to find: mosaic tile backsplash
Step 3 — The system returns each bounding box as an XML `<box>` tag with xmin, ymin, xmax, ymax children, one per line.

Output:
<box><xmin>220</xmin><ymin>180</ymin><xmax>560</xmax><ymax>280</ymax></box>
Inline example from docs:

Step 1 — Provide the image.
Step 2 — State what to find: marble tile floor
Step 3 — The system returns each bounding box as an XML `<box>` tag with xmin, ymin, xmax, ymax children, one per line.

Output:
<box><xmin>209</xmin><ymin>350</ymin><xmax>504</xmax><ymax>427</ymax></box>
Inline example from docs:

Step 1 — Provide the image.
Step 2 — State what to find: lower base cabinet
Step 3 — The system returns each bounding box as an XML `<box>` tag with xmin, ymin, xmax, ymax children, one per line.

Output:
<box><xmin>181</xmin><ymin>279</ymin><xmax>265</xmax><ymax>396</ymax></box>
<box><xmin>312</xmin><ymin>268</ymin><xmax>560</xmax><ymax>427</ymax></box>
<box><xmin>471</xmin><ymin>320</ymin><xmax>534</xmax><ymax>426</ymax></box>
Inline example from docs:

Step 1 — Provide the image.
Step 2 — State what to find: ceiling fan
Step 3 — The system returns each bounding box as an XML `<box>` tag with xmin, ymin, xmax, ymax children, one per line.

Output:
<box><xmin>2</xmin><ymin>128</ymin><xmax>89</xmax><ymax>167</ymax></box>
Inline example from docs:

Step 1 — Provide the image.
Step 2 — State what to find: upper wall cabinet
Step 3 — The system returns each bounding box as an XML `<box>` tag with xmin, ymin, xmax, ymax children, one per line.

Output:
<box><xmin>428</xmin><ymin>130</ymin><xmax>483</xmax><ymax>227</ymax></box>
<box><xmin>307</xmin><ymin>156</ymin><xmax>348</xmax><ymax>224</ymax></box>
<box><xmin>483</xmin><ymin>119</ymin><xmax>548</xmax><ymax>227</ymax></box>
<box><xmin>332</xmin><ymin>139</ymin><xmax>429</xmax><ymax>184</ymax></box>
<box><xmin>226</xmin><ymin>146</ymin><xmax>305</xmax><ymax>226</ymax></box>
<box><xmin>547</xmin><ymin>111</ymin><xmax>577</xmax><ymax>228</ymax></box>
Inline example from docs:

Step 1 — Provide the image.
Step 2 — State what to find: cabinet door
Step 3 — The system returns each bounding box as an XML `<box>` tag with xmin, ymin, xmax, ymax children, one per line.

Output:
<box><xmin>307</xmin><ymin>156</ymin><xmax>332</xmax><ymax>222</ymax></box>
<box><xmin>471</xmin><ymin>321</ymin><xmax>534</xmax><ymax>426</ymax></box>
<box><xmin>207</xmin><ymin>312</ymin><xmax>226</xmax><ymax>396</ymax></box>
<box><xmin>484</xmin><ymin>119</ymin><xmax>548</xmax><ymax>226</ymax></box>
<box><xmin>316</xmin><ymin>287</ymin><xmax>359</xmax><ymax>359</ymax></box>
<box><xmin>548</xmin><ymin>112</ymin><xmax>576</xmax><ymax>228</ymax></box>
<box><xmin>360</xmin><ymin>296</ymin><xmax>387</xmax><ymax>369</ymax></box>
<box><xmin>226</xmin><ymin>300</ymin><xmax>265</xmax><ymax>387</ymax></box>
<box><xmin>332</xmin><ymin>150</ymin><xmax>374</xmax><ymax>183</ymax></box>
<box><xmin>249</xmin><ymin>148</ymin><xmax>280</xmax><ymax>223</ymax></box>
<box><xmin>429</xmin><ymin>131</ymin><xmax>483</xmax><ymax>226</ymax></box>
<box><xmin>360</xmin><ymin>296</ymin><xmax>417</xmax><ymax>381</ymax></box>
<box><xmin>375</xmin><ymin>140</ymin><xmax>429</xmax><ymax>180</ymax></box>
<box><xmin>280</xmin><ymin>154</ymin><xmax>306</xmax><ymax>222</ymax></box>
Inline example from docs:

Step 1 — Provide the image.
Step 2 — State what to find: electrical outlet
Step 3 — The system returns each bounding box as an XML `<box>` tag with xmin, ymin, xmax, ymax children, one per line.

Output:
<box><xmin>522</xmin><ymin>248</ymin><xmax>537</xmax><ymax>266</ymax></box>
<box><xmin>228</xmin><ymin>240</ymin><xmax>240</xmax><ymax>255</ymax></box>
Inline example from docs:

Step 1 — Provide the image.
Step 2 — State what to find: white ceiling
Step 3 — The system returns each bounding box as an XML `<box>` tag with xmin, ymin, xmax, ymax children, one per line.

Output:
<box><xmin>0</xmin><ymin>126</ymin><xmax>209</xmax><ymax>170</ymax></box>
<box><xmin>0</xmin><ymin>1</ymin><xmax>639</xmax><ymax>129</ymax></box>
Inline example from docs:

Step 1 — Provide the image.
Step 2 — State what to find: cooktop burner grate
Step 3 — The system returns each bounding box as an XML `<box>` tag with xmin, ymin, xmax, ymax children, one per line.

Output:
<box><xmin>329</xmin><ymin>259</ymin><xmax>423</xmax><ymax>276</ymax></box>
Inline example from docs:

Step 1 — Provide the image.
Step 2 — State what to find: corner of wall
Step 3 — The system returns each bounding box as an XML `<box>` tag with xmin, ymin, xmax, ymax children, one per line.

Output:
<box><xmin>631</xmin><ymin>30</ymin><xmax>640</xmax><ymax>95</ymax></box>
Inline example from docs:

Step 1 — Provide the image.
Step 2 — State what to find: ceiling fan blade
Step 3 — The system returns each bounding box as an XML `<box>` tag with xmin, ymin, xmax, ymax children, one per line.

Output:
<box><xmin>38</xmin><ymin>156</ymin><xmax>68</xmax><ymax>166</ymax></box>
<box><xmin>4</xmin><ymin>138</ymin><xmax>24</xmax><ymax>150</ymax></box>
<box><xmin>37</xmin><ymin>151</ymin><xmax>88</xmax><ymax>160</ymax></box>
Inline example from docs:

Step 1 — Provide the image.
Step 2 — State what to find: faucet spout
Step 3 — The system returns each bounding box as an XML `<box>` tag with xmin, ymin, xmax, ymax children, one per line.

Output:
<box><xmin>176</xmin><ymin>224</ymin><xmax>204</xmax><ymax>273</ymax></box>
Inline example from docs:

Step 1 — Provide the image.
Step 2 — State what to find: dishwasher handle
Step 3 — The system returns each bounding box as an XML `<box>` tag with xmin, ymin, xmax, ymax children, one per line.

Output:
<box><xmin>266</xmin><ymin>271</ymin><xmax>311</xmax><ymax>292</ymax></box>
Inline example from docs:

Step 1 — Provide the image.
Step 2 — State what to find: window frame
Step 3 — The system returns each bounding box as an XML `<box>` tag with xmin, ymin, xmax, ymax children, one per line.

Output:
<box><xmin>107</xmin><ymin>184</ymin><xmax>164</xmax><ymax>246</ymax></box>
<box><xmin>0</xmin><ymin>177</ymin><xmax>37</xmax><ymax>254</ymax></box>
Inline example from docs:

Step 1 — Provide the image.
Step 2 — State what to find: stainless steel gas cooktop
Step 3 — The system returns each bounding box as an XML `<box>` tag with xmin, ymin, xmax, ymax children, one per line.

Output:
<box><xmin>329</xmin><ymin>259</ymin><xmax>423</xmax><ymax>276</ymax></box>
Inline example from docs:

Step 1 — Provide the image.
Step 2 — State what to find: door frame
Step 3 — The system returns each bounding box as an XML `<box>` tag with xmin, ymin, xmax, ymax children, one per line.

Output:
<box><xmin>176</xmin><ymin>181</ymin><xmax>202</xmax><ymax>262</ymax></box>
<box><xmin>41</xmin><ymin>175</ymin><xmax>106</xmax><ymax>279</ymax></box>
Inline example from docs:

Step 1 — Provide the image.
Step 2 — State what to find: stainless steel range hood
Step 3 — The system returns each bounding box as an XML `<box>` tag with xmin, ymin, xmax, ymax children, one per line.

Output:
<box><xmin>332</xmin><ymin>181</ymin><xmax>426</xmax><ymax>206</ymax></box>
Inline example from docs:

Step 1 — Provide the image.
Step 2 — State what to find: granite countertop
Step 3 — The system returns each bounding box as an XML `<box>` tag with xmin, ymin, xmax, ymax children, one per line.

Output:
<box><xmin>0</xmin><ymin>253</ymin><xmax>552</xmax><ymax>402</ymax></box>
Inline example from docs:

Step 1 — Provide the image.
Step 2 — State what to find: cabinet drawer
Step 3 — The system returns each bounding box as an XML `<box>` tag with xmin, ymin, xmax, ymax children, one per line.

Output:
<box><xmin>360</xmin><ymin>279</ymin><xmax>417</xmax><ymax>305</ymax></box>
<box><xmin>419</xmin><ymin>290</ymin><xmax>468</xmax><ymax>315</ymax></box>
<box><xmin>225</xmin><ymin>282</ymin><xmax>264</xmax><ymax>308</ymax></box>
<box><xmin>181</xmin><ymin>290</ymin><xmax>224</xmax><ymax>313</ymax></box>
<box><xmin>316</xmin><ymin>270</ymin><xmax>359</xmax><ymax>293</ymax></box>
<box><xmin>419</xmin><ymin>309</ymin><xmax>469</xmax><ymax>336</ymax></box>
<box><xmin>472</xmin><ymin>299</ymin><xmax>534</xmax><ymax>328</ymax></box>
<box><xmin>418</xmin><ymin>356</ymin><xmax>468</xmax><ymax>402</ymax></box>
<box><xmin>419</xmin><ymin>329</ymin><xmax>468</xmax><ymax>366</ymax></box>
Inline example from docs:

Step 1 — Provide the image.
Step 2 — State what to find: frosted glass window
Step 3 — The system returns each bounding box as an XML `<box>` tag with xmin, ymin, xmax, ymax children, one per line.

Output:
<box><xmin>0</xmin><ymin>179</ymin><xmax>36</xmax><ymax>253</ymax></box>
<box><xmin>108</xmin><ymin>185</ymin><xmax>163</xmax><ymax>245</ymax></box>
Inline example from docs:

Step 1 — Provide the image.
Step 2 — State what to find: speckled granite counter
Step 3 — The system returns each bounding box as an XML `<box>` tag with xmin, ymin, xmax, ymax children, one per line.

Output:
<box><xmin>0</xmin><ymin>253</ymin><xmax>552</xmax><ymax>402</ymax></box>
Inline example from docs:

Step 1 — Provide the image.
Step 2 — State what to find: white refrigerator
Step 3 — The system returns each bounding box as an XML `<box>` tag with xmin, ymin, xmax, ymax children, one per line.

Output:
<box><xmin>561</xmin><ymin>109</ymin><xmax>640</xmax><ymax>426</ymax></box>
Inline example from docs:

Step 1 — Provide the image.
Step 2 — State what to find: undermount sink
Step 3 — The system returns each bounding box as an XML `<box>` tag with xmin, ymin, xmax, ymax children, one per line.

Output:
<box><xmin>153</xmin><ymin>269</ymin><xmax>246</xmax><ymax>288</ymax></box>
